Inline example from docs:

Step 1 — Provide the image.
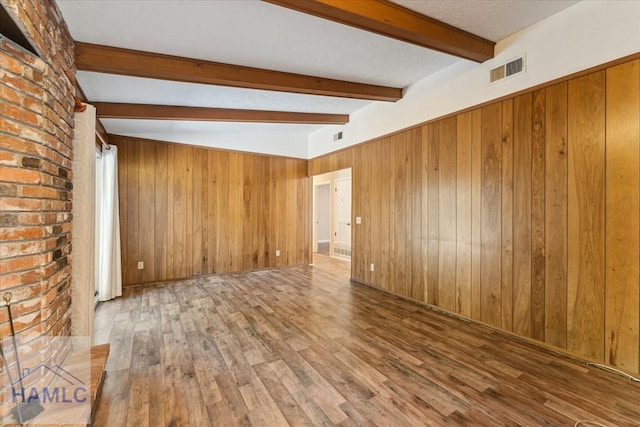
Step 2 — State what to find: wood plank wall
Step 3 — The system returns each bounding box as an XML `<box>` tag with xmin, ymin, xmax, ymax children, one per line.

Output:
<box><xmin>309</xmin><ymin>58</ymin><xmax>640</xmax><ymax>374</ymax></box>
<box><xmin>112</xmin><ymin>136</ymin><xmax>310</xmax><ymax>286</ymax></box>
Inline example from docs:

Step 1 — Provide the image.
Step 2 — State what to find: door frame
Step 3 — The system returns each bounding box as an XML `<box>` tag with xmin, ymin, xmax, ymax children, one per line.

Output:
<box><xmin>311</xmin><ymin>168</ymin><xmax>352</xmax><ymax>262</ymax></box>
<box><xmin>332</xmin><ymin>176</ymin><xmax>352</xmax><ymax>259</ymax></box>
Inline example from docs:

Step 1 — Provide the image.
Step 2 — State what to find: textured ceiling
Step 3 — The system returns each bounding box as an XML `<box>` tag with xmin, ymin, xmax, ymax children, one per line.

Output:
<box><xmin>56</xmin><ymin>0</ymin><xmax>581</xmax><ymax>157</ymax></box>
<box><xmin>391</xmin><ymin>0</ymin><xmax>580</xmax><ymax>42</ymax></box>
<box><xmin>76</xmin><ymin>72</ymin><xmax>371</xmax><ymax>114</ymax></box>
<box><xmin>61</xmin><ymin>0</ymin><xmax>457</xmax><ymax>87</ymax></box>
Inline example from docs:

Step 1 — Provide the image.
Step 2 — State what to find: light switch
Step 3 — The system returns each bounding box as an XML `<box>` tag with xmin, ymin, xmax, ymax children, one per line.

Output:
<box><xmin>356</xmin><ymin>217</ymin><xmax>362</xmax><ymax>224</ymax></box>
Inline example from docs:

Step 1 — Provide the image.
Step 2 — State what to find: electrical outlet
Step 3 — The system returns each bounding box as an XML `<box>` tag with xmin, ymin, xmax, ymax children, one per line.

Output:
<box><xmin>275</xmin><ymin>250</ymin><xmax>280</xmax><ymax>257</ymax></box>
<box><xmin>356</xmin><ymin>216</ymin><xmax>362</xmax><ymax>224</ymax></box>
<box><xmin>370</xmin><ymin>263</ymin><xmax>375</xmax><ymax>272</ymax></box>
<box><xmin>137</xmin><ymin>261</ymin><xmax>144</xmax><ymax>270</ymax></box>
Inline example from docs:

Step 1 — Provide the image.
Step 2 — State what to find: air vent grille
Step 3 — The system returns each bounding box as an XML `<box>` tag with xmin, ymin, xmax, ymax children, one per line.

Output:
<box><xmin>506</xmin><ymin>57</ymin><xmax>524</xmax><ymax>77</ymax></box>
<box><xmin>490</xmin><ymin>55</ymin><xmax>525</xmax><ymax>83</ymax></box>
<box><xmin>333</xmin><ymin>131</ymin><xmax>343</xmax><ymax>141</ymax></box>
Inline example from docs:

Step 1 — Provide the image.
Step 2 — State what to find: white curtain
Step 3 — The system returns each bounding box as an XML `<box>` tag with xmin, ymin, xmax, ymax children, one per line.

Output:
<box><xmin>97</xmin><ymin>145</ymin><xmax>122</xmax><ymax>301</ymax></box>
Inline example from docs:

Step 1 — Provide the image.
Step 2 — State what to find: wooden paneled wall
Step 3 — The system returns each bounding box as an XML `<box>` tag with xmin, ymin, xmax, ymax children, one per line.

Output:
<box><xmin>112</xmin><ymin>136</ymin><xmax>310</xmax><ymax>286</ymax></box>
<box><xmin>309</xmin><ymin>58</ymin><xmax>640</xmax><ymax>374</ymax></box>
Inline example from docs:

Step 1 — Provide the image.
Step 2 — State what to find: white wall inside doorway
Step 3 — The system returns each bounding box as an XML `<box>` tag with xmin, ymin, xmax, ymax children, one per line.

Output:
<box><xmin>314</xmin><ymin>184</ymin><xmax>331</xmax><ymax>248</ymax></box>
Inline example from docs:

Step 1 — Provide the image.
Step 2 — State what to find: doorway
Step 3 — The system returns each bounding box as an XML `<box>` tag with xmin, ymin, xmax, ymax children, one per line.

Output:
<box><xmin>312</xmin><ymin>168</ymin><xmax>352</xmax><ymax>262</ymax></box>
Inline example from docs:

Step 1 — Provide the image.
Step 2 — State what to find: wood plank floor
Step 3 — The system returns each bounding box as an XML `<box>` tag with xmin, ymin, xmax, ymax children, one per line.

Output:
<box><xmin>93</xmin><ymin>255</ymin><xmax>640</xmax><ymax>426</ymax></box>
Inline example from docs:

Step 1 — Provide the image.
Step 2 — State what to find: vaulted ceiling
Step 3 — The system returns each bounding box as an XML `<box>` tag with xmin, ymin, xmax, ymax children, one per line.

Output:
<box><xmin>56</xmin><ymin>0</ymin><xmax>579</xmax><ymax>157</ymax></box>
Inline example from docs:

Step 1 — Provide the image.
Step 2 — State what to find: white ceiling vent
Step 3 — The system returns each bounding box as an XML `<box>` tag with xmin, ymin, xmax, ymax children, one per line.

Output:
<box><xmin>490</xmin><ymin>55</ymin><xmax>526</xmax><ymax>83</ymax></box>
<box><xmin>333</xmin><ymin>131</ymin><xmax>343</xmax><ymax>141</ymax></box>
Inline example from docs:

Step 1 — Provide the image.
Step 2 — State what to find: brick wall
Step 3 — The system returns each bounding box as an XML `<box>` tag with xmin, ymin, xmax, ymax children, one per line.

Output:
<box><xmin>0</xmin><ymin>0</ymin><xmax>75</xmax><ymax>342</ymax></box>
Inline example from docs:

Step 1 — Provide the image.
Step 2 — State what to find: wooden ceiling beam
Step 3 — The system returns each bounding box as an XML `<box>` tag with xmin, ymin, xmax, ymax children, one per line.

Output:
<box><xmin>263</xmin><ymin>0</ymin><xmax>495</xmax><ymax>63</ymax></box>
<box><xmin>93</xmin><ymin>102</ymin><xmax>350</xmax><ymax>125</ymax></box>
<box><xmin>75</xmin><ymin>42</ymin><xmax>402</xmax><ymax>102</ymax></box>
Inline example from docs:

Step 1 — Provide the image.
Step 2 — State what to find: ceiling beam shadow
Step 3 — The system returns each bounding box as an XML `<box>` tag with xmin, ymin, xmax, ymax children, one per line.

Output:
<box><xmin>263</xmin><ymin>0</ymin><xmax>495</xmax><ymax>63</ymax></box>
<box><xmin>76</xmin><ymin>42</ymin><xmax>402</xmax><ymax>102</ymax></box>
<box><xmin>93</xmin><ymin>102</ymin><xmax>350</xmax><ymax>125</ymax></box>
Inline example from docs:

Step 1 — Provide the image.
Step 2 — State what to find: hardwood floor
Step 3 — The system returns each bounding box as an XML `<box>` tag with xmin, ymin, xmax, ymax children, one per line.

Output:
<box><xmin>93</xmin><ymin>255</ymin><xmax>640</xmax><ymax>426</ymax></box>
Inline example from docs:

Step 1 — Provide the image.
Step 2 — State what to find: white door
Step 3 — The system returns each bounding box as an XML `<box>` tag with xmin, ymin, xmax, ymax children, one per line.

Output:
<box><xmin>333</xmin><ymin>178</ymin><xmax>351</xmax><ymax>249</ymax></box>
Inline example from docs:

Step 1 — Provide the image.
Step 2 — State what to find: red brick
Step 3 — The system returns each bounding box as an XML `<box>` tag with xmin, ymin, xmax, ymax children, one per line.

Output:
<box><xmin>0</xmin><ymin>165</ymin><xmax>40</xmax><ymax>183</ymax></box>
<box><xmin>43</xmin><ymin>132</ymin><xmax>64</xmax><ymax>152</ymax></box>
<box><xmin>0</xmin><ymin>322</ymin><xmax>10</xmax><ymax>339</ymax></box>
<box><xmin>43</xmin><ymin>285</ymin><xmax>57</xmax><ymax>305</ymax></box>
<box><xmin>21</xmin><ymin>184</ymin><xmax>58</xmax><ymax>198</ymax></box>
<box><xmin>45</xmin><ymin>199</ymin><xmax>66</xmax><ymax>211</ymax></box>
<box><xmin>44</xmin><ymin>236</ymin><xmax>59</xmax><ymax>250</ymax></box>
<box><xmin>6</xmin><ymin>102</ymin><xmax>43</xmax><ymax>127</ymax></box>
<box><xmin>39</xmin><ymin>171</ymin><xmax>53</xmax><ymax>187</ymax></box>
<box><xmin>0</xmin><ymin>150</ymin><xmax>19</xmax><ymax>165</ymax></box>
<box><xmin>0</xmin><ymin>134</ymin><xmax>40</xmax><ymax>156</ymax></box>
<box><xmin>0</xmin><ymin>102</ymin><xmax>24</xmax><ymax>121</ymax></box>
<box><xmin>36</xmin><ymin>144</ymin><xmax>56</xmax><ymax>161</ymax></box>
<box><xmin>20</xmin><ymin>269</ymin><xmax>40</xmax><ymax>284</ymax></box>
<box><xmin>41</xmin><ymin>212</ymin><xmax>57</xmax><ymax>224</ymax></box>
<box><xmin>22</xmin><ymin>109</ymin><xmax>41</xmax><ymax>126</ymax></box>
<box><xmin>0</xmin><ymin>211</ymin><xmax>18</xmax><ymax>225</ymax></box>
<box><xmin>0</xmin><ymin>196</ymin><xmax>42</xmax><ymax>211</ymax></box>
<box><xmin>0</xmin><ymin>116</ymin><xmax>21</xmax><ymax>135</ymax></box>
<box><xmin>0</xmin><ymin>54</ymin><xmax>23</xmax><ymax>74</ymax></box>
<box><xmin>44</xmin><ymin>261</ymin><xmax>62</xmax><ymax>278</ymax></box>
<box><xmin>0</xmin><ymin>182</ymin><xmax>17</xmax><ymax>196</ymax></box>
<box><xmin>16</xmin><ymin>322</ymin><xmax>44</xmax><ymax>342</ymax></box>
<box><xmin>0</xmin><ymin>226</ymin><xmax>45</xmax><ymax>241</ymax></box>
<box><xmin>0</xmin><ymin>38</ymin><xmax>38</xmax><ymax>66</ymax></box>
<box><xmin>0</xmin><ymin>72</ymin><xmax>44</xmax><ymax>98</ymax></box>
<box><xmin>0</xmin><ymin>271</ymin><xmax>21</xmax><ymax>289</ymax></box>
<box><xmin>3</xmin><ymin>282</ymin><xmax>40</xmax><ymax>301</ymax></box>
<box><xmin>17</xmin><ymin>212</ymin><xmax>44</xmax><ymax>225</ymax></box>
<box><xmin>41</xmin><ymin>159</ymin><xmax>58</xmax><ymax>175</ymax></box>
<box><xmin>0</xmin><ymin>268</ymin><xmax>41</xmax><ymax>290</ymax></box>
<box><xmin>12</xmin><ymin>310</ymin><xmax>42</xmax><ymax>334</ymax></box>
<box><xmin>13</xmin><ymin>296</ymin><xmax>41</xmax><ymax>318</ymax></box>
<box><xmin>0</xmin><ymin>240</ymin><xmax>42</xmax><ymax>258</ymax></box>
<box><xmin>22</xmin><ymin>96</ymin><xmax>42</xmax><ymax>114</ymax></box>
<box><xmin>19</xmin><ymin>123</ymin><xmax>43</xmax><ymax>143</ymax></box>
<box><xmin>1</xmin><ymin>0</ymin><xmax>75</xmax><ymax>343</ymax></box>
<box><xmin>55</xmin><ymin>212</ymin><xmax>70</xmax><ymax>222</ymax></box>
<box><xmin>0</xmin><ymin>254</ymin><xmax>41</xmax><ymax>274</ymax></box>
<box><xmin>0</xmin><ymin>82</ymin><xmax>21</xmax><ymax>104</ymax></box>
